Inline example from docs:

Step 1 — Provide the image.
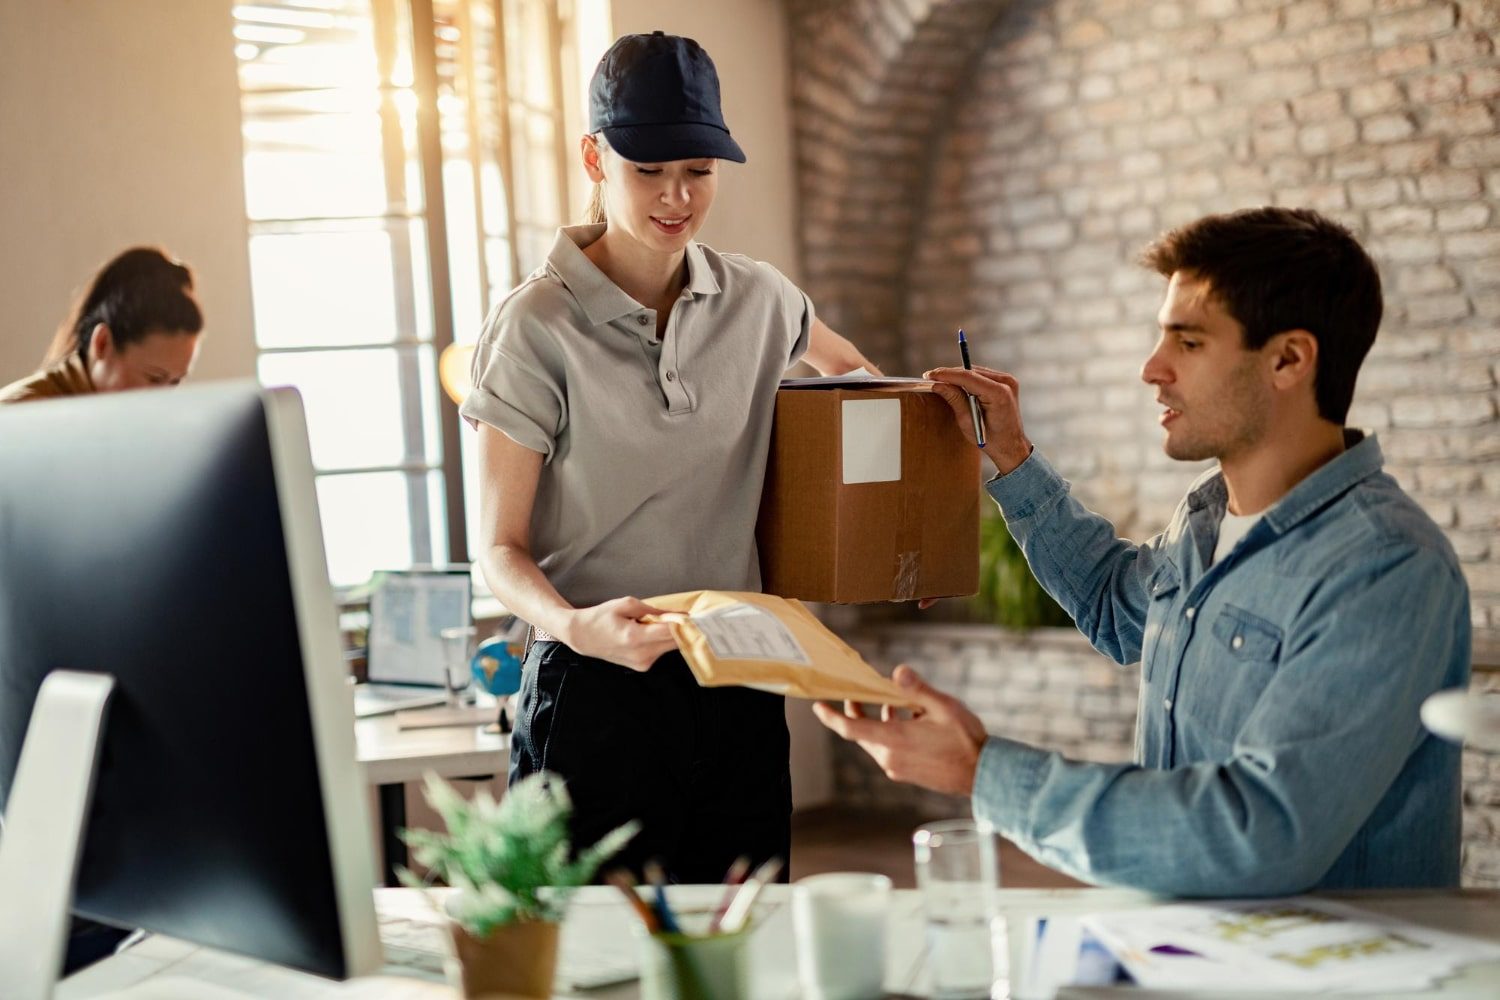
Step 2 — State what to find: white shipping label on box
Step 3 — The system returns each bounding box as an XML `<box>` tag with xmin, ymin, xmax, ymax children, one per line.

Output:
<box><xmin>841</xmin><ymin>398</ymin><xmax>901</xmax><ymax>484</ymax></box>
<box><xmin>690</xmin><ymin>603</ymin><xmax>812</xmax><ymax>665</ymax></box>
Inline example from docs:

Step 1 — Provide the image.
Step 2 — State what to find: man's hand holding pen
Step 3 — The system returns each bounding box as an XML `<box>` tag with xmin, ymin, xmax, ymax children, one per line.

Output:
<box><xmin>924</xmin><ymin>364</ymin><xmax>1034</xmax><ymax>477</ymax></box>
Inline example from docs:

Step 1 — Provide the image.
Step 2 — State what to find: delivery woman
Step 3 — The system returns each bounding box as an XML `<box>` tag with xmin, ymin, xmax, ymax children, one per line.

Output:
<box><xmin>461</xmin><ymin>31</ymin><xmax>878</xmax><ymax>881</ymax></box>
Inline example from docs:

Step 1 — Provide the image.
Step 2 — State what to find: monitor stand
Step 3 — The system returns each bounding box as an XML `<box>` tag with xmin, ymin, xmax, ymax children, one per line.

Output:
<box><xmin>0</xmin><ymin>672</ymin><xmax>366</xmax><ymax>1000</ymax></box>
<box><xmin>0</xmin><ymin>670</ymin><xmax>115</xmax><ymax>1000</ymax></box>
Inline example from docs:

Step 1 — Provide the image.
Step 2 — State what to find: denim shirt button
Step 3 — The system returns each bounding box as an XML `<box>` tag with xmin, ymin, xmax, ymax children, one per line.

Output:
<box><xmin>1164</xmin><ymin>697</ymin><xmax>1173</xmax><ymax>710</ymax></box>
<box><xmin>1232</xmin><ymin>634</ymin><xmax>1244</xmax><ymax>650</ymax></box>
<box><xmin>1185</xmin><ymin>607</ymin><xmax>1196</xmax><ymax>620</ymax></box>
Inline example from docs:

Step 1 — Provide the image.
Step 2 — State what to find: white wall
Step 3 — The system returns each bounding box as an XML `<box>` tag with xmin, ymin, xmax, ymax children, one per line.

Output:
<box><xmin>607</xmin><ymin>0</ymin><xmax>803</xmax><ymax>281</ymax></box>
<box><xmin>0</xmin><ymin>0</ymin><xmax>256</xmax><ymax>386</ymax></box>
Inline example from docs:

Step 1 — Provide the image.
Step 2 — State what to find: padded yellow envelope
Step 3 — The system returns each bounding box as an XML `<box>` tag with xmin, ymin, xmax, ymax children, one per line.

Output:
<box><xmin>644</xmin><ymin>590</ymin><xmax>913</xmax><ymax>705</ymax></box>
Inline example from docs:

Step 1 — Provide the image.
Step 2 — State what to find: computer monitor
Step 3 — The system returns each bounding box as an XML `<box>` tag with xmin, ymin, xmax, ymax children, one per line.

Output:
<box><xmin>0</xmin><ymin>382</ymin><xmax>381</xmax><ymax>992</ymax></box>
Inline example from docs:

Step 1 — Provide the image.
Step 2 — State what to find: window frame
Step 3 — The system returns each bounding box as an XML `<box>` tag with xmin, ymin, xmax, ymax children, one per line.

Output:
<box><xmin>233</xmin><ymin>0</ymin><xmax>595</xmax><ymax>589</ymax></box>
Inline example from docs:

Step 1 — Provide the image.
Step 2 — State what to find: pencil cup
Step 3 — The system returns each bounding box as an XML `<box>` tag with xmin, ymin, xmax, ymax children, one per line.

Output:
<box><xmin>631</xmin><ymin>909</ymin><xmax>752</xmax><ymax>1000</ymax></box>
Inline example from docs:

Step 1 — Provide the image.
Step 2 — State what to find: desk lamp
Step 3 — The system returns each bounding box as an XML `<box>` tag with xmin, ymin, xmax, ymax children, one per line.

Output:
<box><xmin>1422</xmin><ymin>688</ymin><xmax>1500</xmax><ymax>752</ymax></box>
<box><xmin>438</xmin><ymin>341</ymin><xmax>475</xmax><ymax>408</ymax></box>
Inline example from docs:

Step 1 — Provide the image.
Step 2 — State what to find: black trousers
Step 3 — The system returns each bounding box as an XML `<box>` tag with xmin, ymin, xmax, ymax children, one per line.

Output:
<box><xmin>509</xmin><ymin>642</ymin><xmax>791</xmax><ymax>884</ymax></box>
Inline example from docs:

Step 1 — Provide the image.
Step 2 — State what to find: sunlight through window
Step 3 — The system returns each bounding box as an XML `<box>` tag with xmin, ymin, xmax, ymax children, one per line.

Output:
<box><xmin>234</xmin><ymin>0</ymin><xmax>605</xmax><ymax>589</ymax></box>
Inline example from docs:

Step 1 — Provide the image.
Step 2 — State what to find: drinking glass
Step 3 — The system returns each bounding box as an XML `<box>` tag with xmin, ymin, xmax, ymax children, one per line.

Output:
<box><xmin>438</xmin><ymin>625</ymin><xmax>478</xmax><ymax>707</ymax></box>
<box><xmin>913</xmin><ymin>819</ymin><xmax>1006</xmax><ymax>999</ymax></box>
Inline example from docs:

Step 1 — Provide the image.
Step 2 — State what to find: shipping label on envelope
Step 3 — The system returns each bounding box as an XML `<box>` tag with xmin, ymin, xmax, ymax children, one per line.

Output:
<box><xmin>690</xmin><ymin>603</ymin><xmax>812</xmax><ymax>665</ymax></box>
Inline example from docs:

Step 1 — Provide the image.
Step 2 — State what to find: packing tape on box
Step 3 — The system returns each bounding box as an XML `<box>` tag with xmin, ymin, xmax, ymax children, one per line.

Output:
<box><xmin>892</xmin><ymin>551</ymin><xmax>920</xmax><ymax>602</ymax></box>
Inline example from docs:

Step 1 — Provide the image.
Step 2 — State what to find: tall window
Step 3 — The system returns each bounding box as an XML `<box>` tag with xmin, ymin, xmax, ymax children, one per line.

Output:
<box><xmin>233</xmin><ymin>0</ymin><xmax>608</xmax><ymax>588</ymax></box>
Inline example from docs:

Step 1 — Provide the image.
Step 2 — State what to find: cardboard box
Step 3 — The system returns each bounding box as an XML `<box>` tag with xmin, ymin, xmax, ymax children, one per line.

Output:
<box><xmin>757</xmin><ymin>383</ymin><xmax>980</xmax><ymax>604</ymax></box>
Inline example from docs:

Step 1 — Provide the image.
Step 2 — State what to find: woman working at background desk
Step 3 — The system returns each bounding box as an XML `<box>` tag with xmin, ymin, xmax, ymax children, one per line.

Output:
<box><xmin>460</xmin><ymin>31</ymin><xmax>879</xmax><ymax>882</ymax></box>
<box><xmin>0</xmin><ymin>246</ymin><xmax>202</xmax><ymax>405</ymax></box>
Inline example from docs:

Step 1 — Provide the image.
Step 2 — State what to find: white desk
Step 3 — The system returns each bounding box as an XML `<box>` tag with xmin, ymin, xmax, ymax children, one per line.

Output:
<box><xmin>356</xmin><ymin>710</ymin><xmax>507</xmax><ymax>787</ymax></box>
<box><xmin>356</xmin><ymin>711</ymin><xmax>508</xmax><ymax>885</ymax></box>
<box><xmin>59</xmin><ymin>886</ymin><xmax>1500</xmax><ymax>999</ymax></box>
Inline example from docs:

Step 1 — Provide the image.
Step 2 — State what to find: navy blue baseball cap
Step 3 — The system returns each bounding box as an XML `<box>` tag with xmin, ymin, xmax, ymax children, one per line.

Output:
<box><xmin>588</xmin><ymin>31</ymin><xmax>746</xmax><ymax>164</ymax></box>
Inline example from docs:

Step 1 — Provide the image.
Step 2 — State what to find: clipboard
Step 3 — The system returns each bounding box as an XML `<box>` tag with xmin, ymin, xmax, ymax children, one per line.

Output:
<box><xmin>366</xmin><ymin>569</ymin><xmax>473</xmax><ymax>687</ymax></box>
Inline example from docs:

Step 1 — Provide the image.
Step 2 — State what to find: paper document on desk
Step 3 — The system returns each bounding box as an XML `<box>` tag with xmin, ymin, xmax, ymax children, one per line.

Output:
<box><xmin>645</xmin><ymin>590</ymin><xmax>914</xmax><ymax>705</ymax></box>
<box><xmin>1081</xmin><ymin>897</ymin><xmax>1500</xmax><ymax>993</ymax></box>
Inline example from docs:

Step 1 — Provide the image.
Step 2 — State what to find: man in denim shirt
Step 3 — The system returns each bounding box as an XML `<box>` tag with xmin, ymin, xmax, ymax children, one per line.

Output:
<box><xmin>816</xmin><ymin>207</ymin><xmax>1468</xmax><ymax>896</ymax></box>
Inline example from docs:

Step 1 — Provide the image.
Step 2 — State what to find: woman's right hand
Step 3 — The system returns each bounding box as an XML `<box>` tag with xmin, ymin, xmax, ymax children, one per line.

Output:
<box><xmin>563</xmin><ymin>597</ymin><xmax>678</xmax><ymax>672</ymax></box>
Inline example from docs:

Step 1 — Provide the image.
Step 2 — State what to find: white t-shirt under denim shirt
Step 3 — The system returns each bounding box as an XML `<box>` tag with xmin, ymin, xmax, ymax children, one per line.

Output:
<box><xmin>460</xmin><ymin>224</ymin><xmax>813</xmax><ymax>608</ymax></box>
<box><xmin>1214</xmin><ymin>509</ymin><xmax>1261</xmax><ymax>566</ymax></box>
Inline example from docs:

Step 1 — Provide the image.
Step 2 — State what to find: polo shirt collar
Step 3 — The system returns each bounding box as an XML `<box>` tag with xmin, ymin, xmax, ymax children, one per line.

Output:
<box><xmin>683</xmin><ymin>241</ymin><xmax>720</xmax><ymax>297</ymax></box>
<box><xmin>1185</xmin><ymin>429</ymin><xmax>1384</xmax><ymax>534</ymax></box>
<box><xmin>548</xmin><ymin>224</ymin><xmax>721</xmax><ymax>327</ymax></box>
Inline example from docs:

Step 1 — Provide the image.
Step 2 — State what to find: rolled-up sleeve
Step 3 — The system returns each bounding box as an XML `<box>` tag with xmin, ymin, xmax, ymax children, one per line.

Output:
<box><xmin>757</xmin><ymin>261</ymin><xmax>814</xmax><ymax>367</ymax></box>
<box><xmin>460</xmin><ymin>328</ymin><xmax>565</xmax><ymax>461</ymax></box>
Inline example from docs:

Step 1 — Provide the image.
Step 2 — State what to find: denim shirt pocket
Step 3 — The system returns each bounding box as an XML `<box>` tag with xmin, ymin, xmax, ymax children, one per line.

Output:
<box><xmin>1140</xmin><ymin>560</ymin><xmax>1181</xmax><ymax>683</ymax></box>
<box><xmin>1210</xmin><ymin>604</ymin><xmax>1283</xmax><ymax>663</ymax></box>
<box><xmin>1182</xmin><ymin>604</ymin><xmax>1284</xmax><ymax>744</ymax></box>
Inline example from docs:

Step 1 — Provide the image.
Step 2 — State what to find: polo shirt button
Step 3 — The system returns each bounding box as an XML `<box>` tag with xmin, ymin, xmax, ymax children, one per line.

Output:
<box><xmin>1231</xmin><ymin>635</ymin><xmax>1244</xmax><ymax>650</ymax></box>
<box><xmin>1184</xmin><ymin>607</ymin><xmax>1196</xmax><ymax>620</ymax></box>
<box><xmin>665</xmin><ymin>370</ymin><xmax>676</xmax><ymax>381</ymax></box>
<box><xmin>637</xmin><ymin>315</ymin><xmax>650</xmax><ymax>326</ymax></box>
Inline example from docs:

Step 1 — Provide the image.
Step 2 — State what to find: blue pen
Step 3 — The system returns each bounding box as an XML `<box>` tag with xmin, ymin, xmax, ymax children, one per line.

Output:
<box><xmin>957</xmin><ymin>329</ymin><xmax>987</xmax><ymax>447</ymax></box>
<box><xmin>644</xmin><ymin>861</ymin><xmax>682</xmax><ymax>934</ymax></box>
<box><xmin>652</xmin><ymin>884</ymin><xmax>681</xmax><ymax>934</ymax></box>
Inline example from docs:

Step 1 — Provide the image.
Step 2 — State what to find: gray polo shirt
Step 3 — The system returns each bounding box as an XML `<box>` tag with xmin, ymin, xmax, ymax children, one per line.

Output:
<box><xmin>461</xmin><ymin>224</ymin><xmax>813</xmax><ymax>608</ymax></box>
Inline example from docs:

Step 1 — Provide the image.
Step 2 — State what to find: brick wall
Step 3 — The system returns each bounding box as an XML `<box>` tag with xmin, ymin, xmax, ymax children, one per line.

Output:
<box><xmin>834</xmin><ymin>623</ymin><xmax>1500</xmax><ymax>888</ymax></box>
<box><xmin>786</xmin><ymin>0</ymin><xmax>1500</xmax><ymax>889</ymax></box>
<box><xmin>787</xmin><ymin>0</ymin><xmax>1500</xmax><ymax>636</ymax></box>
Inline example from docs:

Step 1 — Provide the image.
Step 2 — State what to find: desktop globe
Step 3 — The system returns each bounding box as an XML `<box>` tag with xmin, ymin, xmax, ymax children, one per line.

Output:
<box><xmin>471</xmin><ymin>637</ymin><xmax>523</xmax><ymax>696</ymax></box>
<box><xmin>472</xmin><ymin>635</ymin><xmax>524</xmax><ymax>733</ymax></box>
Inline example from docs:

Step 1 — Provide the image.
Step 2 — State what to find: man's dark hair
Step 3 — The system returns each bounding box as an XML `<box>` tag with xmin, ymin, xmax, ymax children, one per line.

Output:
<box><xmin>1139</xmin><ymin>207</ymin><xmax>1382</xmax><ymax>424</ymax></box>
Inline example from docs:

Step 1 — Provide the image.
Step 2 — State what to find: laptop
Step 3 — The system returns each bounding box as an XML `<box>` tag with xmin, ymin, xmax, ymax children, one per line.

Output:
<box><xmin>354</xmin><ymin>568</ymin><xmax>472</xmax><ymax>718</ymax></box>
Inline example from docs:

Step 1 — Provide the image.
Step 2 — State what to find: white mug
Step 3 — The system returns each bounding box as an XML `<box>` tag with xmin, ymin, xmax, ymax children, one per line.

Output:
<box><xmin>792</xmin><ymin>872</ymin><xmax>892</xmax><ymax>1000</ymax></box>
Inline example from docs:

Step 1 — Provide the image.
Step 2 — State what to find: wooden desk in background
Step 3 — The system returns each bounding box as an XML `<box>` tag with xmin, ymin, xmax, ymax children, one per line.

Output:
<box><xmin>356</xmin><ymin>711</ymin><xmax>507</xmax><ymax>885</ymax></box>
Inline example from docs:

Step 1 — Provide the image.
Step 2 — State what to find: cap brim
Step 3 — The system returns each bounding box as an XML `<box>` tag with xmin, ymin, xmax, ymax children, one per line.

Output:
<box><xmin>601</xmin><ymin>122</ymin><xmax>747</xmax><ymax>164</ymax></box>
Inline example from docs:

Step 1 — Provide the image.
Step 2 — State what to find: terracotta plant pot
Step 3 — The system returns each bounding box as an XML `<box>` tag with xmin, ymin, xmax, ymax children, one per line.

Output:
<box><xmin>447</xmin><ymin>918</ymin><xmax>560</xmax><ymax>998</ymax></box>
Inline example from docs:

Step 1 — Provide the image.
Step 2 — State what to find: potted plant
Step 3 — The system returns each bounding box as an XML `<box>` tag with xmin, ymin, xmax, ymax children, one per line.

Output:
<box><xmin>976</xmin><ymin>506</ymin><xmax>1072</xmax><ymax>629</ymax></box>
<box><xmin>399</xmin><ymin>771</ymin><xmax>638</xmax><ymax>998</ymax></box>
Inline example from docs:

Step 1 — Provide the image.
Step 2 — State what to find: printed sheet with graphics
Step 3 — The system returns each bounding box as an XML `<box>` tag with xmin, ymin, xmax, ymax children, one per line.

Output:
<box><xmin>1082</xmin><ymin>897</ymin><xmax>1500</xmax><ymax>993</ymax></box>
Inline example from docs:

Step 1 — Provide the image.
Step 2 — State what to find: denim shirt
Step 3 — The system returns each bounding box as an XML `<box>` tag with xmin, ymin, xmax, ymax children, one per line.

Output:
<box><xmin>975</xmin><ymin>432</ymin><xmax>1468</xmax><ymax>897</ymax></box>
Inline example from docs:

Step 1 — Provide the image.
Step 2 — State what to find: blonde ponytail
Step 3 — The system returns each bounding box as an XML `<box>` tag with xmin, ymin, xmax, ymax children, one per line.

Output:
<box><xmin>585</xmin><ymin>182</ymin><xmax>606</xmax><ymax>225</ymax></box>
<box><xmin>584</xmin><ymin>132</ymin><xmax>609</xmax><ymax>225</ymax></box>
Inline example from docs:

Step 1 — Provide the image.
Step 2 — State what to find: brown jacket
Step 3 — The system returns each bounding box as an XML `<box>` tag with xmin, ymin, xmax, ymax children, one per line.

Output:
<box><xmin>0</xmin><ymin>353</ymin><xmax>95</xmax><ymax>404</ymax></box>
